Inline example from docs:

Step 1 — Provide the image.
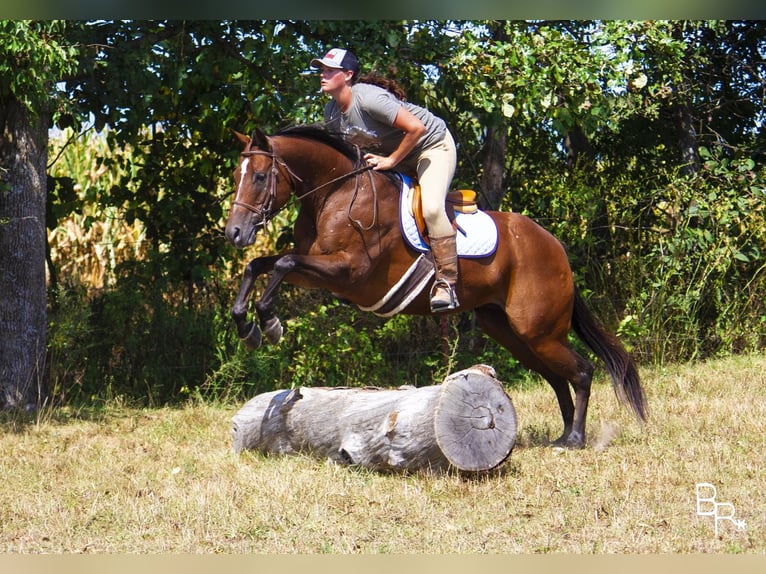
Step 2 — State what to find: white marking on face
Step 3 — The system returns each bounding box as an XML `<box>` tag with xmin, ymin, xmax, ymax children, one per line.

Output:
<box><xmin>235</xmin><ymin>156</ymin><xmax>250</xmax><ymax>201</ymax></box>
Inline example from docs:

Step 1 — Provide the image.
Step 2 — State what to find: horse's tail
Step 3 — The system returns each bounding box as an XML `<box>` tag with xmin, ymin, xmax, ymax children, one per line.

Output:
<box><xmin>571</xmin><ymin>287</ymin><xmax>648</xmax><ymax>422</ymax></box>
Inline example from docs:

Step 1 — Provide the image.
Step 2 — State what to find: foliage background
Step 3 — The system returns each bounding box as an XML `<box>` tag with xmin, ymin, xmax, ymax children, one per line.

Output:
<box><xmin>35</xmin><ymin>20</ymin><xmax>766</xmax><ymax>406</ymax></box>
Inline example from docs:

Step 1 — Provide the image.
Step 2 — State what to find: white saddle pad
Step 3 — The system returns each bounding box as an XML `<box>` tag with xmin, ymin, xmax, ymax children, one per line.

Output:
<box><xmin>398</xmin><ymin>175</ymin><xmax>498</xmax><ymax>258</ymax></box>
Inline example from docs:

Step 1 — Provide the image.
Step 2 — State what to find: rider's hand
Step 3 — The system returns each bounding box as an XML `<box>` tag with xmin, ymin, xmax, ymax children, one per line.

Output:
<box><xmin>364</xmin><ymin>153</ymin><xmax>396</xmax><ymax>171</ymax></box>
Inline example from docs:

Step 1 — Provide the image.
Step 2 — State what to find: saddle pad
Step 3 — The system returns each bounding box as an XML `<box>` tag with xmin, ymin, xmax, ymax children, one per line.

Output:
<box><xmin>398</xmin><ymin>175</ymin><xmax>498</xmax><ymax>258</ymax></box>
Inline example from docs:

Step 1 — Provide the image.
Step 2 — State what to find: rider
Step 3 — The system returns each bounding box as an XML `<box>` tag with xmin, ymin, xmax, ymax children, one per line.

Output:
<box><xmin>310</xmin><ymin>47</ymin><xmax>460</xmax><ymax>313</ymax></box>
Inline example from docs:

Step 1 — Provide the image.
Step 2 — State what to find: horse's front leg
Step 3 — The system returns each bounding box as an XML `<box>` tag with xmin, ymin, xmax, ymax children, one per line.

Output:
<box><xmin>253</xmin><ymin>252</ymin><xmax>355</xmax><ymax>346</ymax></box>
<box><xmin>231</xmin><ymin>255</ymin><xmax>281</xmax><ymax>349</ymax></box>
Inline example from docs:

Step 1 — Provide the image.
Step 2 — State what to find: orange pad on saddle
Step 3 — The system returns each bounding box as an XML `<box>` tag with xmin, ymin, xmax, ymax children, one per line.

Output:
<box><xmin>411</xmin><ymin>186</ymin><xmax>479</xmax><ymax>241</ymax></box>
<box><xmin>399</xmin><ymin>175</ymin><xmax>498</xmax><ymax>259</ymax></box>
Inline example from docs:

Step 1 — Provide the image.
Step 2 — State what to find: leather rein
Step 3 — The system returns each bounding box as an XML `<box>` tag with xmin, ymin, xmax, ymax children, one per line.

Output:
<box><xmin>232</xmin><ymin>146</ymin><xmax>377</xmax><ymax>229</ymax></box>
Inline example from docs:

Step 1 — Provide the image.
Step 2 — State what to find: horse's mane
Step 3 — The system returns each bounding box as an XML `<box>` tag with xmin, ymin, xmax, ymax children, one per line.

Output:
<box><xmin>276</xmin><ymin>124</ymin><xmax>361</xmax><ymax>165</ymax></box>
<box><xmin>274</xmin><ymin>124</ymin><xmax>399</xmax><ymax>185</ymax></box>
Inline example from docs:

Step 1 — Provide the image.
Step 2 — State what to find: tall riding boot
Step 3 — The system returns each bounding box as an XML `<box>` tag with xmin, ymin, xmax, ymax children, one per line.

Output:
<box><xmin>429</xmin><ymin>233</ymin><xmax>460</xmax><ymax>313</ymax></box>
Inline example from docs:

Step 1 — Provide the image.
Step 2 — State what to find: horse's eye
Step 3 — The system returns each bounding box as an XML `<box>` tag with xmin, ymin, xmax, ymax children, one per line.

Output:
<box><xmin>252</xmin><ymin>172</ymin><xmax>268</xmax><ymax>185</ymax></box>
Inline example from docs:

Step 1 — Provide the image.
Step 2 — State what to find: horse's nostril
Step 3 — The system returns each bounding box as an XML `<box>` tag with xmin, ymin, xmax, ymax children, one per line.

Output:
<box><xmin>225</xmin><ymin>224</ymin><xmax>241</xmax><ymax>244</ymax></box>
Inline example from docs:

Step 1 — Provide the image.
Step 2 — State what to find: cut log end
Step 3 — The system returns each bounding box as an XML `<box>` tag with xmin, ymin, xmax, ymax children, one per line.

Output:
<box><xmin>434</xmin><ymin>367</ymin><xmax>517</xmax><ymax>471</ymax></box>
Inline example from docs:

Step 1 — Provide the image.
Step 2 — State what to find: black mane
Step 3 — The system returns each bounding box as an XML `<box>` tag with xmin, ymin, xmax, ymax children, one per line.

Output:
<box><xmin>276</xmin><ymin>124</ymin><xmax>361</xmax><ymax>164</ymax></box>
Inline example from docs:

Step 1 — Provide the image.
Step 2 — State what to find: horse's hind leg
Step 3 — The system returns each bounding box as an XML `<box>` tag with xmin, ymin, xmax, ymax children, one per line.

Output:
<box><xmin>475</xmin><ymin>306</ymin><xmax>593</xmax><ymax>447</ymax></box>
<box><xmin>533</xmin><ymin>337</ymin><xmax>594</xmax><ymax>447</ymax></box>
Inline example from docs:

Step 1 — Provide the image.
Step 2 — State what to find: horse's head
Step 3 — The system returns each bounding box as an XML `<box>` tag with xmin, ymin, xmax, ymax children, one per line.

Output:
<box><xmin>225</xmin><ymin>129</ymin><xmax>296</xmax><ymax>249</ymax></box>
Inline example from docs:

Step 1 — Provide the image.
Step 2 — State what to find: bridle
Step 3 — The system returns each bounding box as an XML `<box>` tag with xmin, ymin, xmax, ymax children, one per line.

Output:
<box><xmin>232</xmin><ymin>143</ymin><xmax>377</xmax><ymax>228</ymax></box>
<box><xmin>231</xmin><ymin>149</ymin><xmax>302</xmax><ymax>222</ymax></box>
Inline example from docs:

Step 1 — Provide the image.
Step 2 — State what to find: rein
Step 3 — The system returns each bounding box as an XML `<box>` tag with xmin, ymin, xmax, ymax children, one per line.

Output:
<box><xmin>234</xmin><ymin>145</ymin><xmax>378</xmax><ymax>229</ymax></box>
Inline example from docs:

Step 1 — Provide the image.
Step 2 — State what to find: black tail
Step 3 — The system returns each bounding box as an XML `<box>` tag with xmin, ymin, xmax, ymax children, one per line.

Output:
<box><xmin>571</xmin><ymin>288</ymin><xmax>648</xmax><ymax>422</ymax></box>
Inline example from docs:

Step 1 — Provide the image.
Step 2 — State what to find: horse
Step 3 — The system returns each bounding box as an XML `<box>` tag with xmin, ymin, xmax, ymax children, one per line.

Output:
<box><xmin>224</xmin><ymin>124</ymin><xmax>647</xmax><ymax>448</ymax></box>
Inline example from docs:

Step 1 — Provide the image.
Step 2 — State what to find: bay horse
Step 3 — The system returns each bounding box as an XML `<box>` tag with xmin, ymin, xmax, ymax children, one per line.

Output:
<box><xmin>224</xmin><ymin>125</ymin><xmax>647</xmax><ymax>448</ymax></box>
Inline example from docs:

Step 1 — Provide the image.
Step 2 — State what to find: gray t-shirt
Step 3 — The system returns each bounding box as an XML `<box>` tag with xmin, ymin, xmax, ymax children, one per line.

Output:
<box><xmin>324</xmin><ymin>82</ymin><xmax>447</xmax><ymax>171</ymax></box>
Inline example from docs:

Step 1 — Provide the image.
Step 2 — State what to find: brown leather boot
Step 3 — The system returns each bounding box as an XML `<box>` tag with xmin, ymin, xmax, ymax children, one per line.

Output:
<box><xmin>429</xmin><ymin>233</ymin><xmax>460</xmax><ymax>312</ymax></box>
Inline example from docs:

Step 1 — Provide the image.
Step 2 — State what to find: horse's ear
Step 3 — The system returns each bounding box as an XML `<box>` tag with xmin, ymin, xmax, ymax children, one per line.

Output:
<box><xmin>252</xmin><ymin>128</ymin><xmax>271</xmax><ymax>151</ymax></box>
<box><xmin>232</xmin><ymin>130</ymin><xmax>251</xmax><ymax>148</ymax></box>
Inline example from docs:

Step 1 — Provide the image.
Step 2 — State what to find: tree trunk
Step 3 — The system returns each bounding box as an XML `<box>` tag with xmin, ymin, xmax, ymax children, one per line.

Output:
<box><xmin>478</xmin><ymin>125</ymin><xmax>507</xmax><ymax>211</ymax></box>
<box><xmin>676</xmin><ymin>101</ymin><xmax>700</xmax><ymax>177</ymax></box>
<box><xmin>232</xmin><ymin>365</ymin><xmax>517</xmax><ymax>473</ymax></box>
<box><xmin>478</xmin><ymin>21</ymin><xmax>511</xmax><ymax>212</ymax></box>
<box><xmin>673</xmin><ymin>22</ymin><xmax>700</xmax><ymax>178</ymax></box>
<box><xmin>565</xmin><ymin>124</ymin><xmax>613</xmax><ymax>260</ymax></box>
<box><xmin>564</xmin><ymin>124</ymin><xmax>595</xmax><ymax>172</ymax></box>
<box><xmin>0</xmin><ymin>96</ymin><xmax>49</xmax><ymax>410</ymax></box>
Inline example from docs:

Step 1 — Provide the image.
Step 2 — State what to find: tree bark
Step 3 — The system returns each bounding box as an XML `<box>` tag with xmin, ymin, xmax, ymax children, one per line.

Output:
<box><xmin>676</xmin><ymin>101</ymin><xmax>700</xmax><ymax>177</ymax></box>
<box><xmin>478</xmin><ymin>125</ymin><xmax>507</xmax><ymax>211</ymax></box>
<box><xmin>477</xmin><ymin>21</ymin><xmax>511</xmax><ymax>212</ymax></box>
<box><xmin>232</xmin><ymin>365</ymin><xmax>517</xmax><ymax>473</ymax></box>
<box><xmin>673</xmin><ymin>22</ymin><xmax>700</xmax><ymax>178</ymax></box>
<box><xmin>564</xmin><ymin>124</ymin><xmax>595</xmax><ymax>172</ymax></box>
<box><xmin>0</xmin><ymin>96</ymin><xmax>49</xmax><ymax>410</ymax></box>
<box><xmin>565</xmin><ymin>124</ymin><xmax>613</xmax><ymax>260</ymax></box>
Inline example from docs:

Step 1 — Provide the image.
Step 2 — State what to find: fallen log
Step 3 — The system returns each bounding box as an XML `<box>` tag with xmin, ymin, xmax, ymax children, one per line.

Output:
<box><xmin>231</xmin><ymin>364</ymin><xmax>517</xmax><ymax>473</ymax></box>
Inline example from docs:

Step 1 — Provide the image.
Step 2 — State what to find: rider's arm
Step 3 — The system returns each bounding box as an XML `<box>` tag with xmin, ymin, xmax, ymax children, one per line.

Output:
<box><xmin>365</xmin><ymin>106</ymin><xmax>425</xmax><ymax>170</ymax></box>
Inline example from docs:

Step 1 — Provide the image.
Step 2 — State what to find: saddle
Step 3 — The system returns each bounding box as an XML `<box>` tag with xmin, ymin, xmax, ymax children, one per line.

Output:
<box><xmin>410</xmin><ymin>185</ymin><xmax>479</xmax><ymax>243</ymax></box>
<box><xmin>359</xmin><ymin>177</ymin><xmax>497</xmax><ymax>317</ymax></box>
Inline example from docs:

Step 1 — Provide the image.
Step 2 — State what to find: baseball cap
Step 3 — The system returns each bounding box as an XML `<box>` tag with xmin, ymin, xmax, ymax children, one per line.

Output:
<box><xmin>310</xmin><ymin>48</ymin><xmax>360</xmax><ymax>74</ymax></box>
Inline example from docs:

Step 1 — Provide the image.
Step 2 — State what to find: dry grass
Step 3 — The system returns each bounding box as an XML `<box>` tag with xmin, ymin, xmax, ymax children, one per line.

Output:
<box><xmin>1</xmin><ymin>354</ymin><xmax>764</xmax><ymax>554</ymax></box>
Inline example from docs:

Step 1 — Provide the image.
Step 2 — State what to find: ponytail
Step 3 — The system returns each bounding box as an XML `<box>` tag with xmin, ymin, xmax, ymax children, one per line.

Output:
<box><xmin>354</xmin><ymin>72</ymin><xmax>408</xmax><ymax>101</ymax></box>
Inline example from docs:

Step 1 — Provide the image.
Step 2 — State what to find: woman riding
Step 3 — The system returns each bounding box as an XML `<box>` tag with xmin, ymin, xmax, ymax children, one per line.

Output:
<box><xmin>310</xmin><ymin>47</ymin><xmax>460</xmax><ymax>313</ymax></box>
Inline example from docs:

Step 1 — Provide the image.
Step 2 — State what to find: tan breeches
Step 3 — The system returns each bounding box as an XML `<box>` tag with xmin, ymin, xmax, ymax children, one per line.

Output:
<box><xmin>416</xmin><ymin>130</ymin><xmax>457</xmax><ymax>237</ymax></box>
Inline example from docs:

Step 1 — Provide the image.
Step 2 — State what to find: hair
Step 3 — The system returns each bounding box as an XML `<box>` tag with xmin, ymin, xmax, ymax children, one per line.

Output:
<box><xmin>353</xmin><ymin>72</ymin><xmax>408</xmax><ymax>101</ymax></box>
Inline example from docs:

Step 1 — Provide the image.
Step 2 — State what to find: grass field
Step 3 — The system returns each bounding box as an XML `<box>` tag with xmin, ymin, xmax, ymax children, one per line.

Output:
<box><xmin>1</xmin><ymin>354</ymin><xmax>764</xmax><ymax>554</ymax></box>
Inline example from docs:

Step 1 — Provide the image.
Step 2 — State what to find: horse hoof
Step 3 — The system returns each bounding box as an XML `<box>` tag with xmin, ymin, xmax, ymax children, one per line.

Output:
<box><xmin>551</xmin><ymin>433</ymin><xmax>585</xmax><ymax>449</ymax></box>
<box><xmin>240</xmin><ymin>322</ymin><xmax>263</xmax><ymax>350</ymax></box>
<box><xmin>262</xmin><ymin>317</ymin><xmax>283</xmax><ymax>345</ymax></box>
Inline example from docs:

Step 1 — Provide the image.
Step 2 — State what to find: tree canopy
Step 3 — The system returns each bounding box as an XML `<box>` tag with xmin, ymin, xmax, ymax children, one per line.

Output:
<box><xmin>1</xmin><ymin>20</ymin><xmax>764</xmax><ymax>407</ymax></box>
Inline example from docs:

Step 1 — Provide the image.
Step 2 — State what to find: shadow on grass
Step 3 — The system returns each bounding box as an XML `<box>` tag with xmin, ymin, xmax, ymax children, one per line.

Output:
<box><xmin>0</xmin><ymin>399</ymin><xmax>189</xmax><ymax>434</ymax></box>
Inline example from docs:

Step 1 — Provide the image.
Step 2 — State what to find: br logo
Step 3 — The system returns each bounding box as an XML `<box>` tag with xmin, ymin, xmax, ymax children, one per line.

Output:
<box><xmin>696</xmin><ymin>483</ymin><xmax>747</xmax><ymax>536</ymax></box>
